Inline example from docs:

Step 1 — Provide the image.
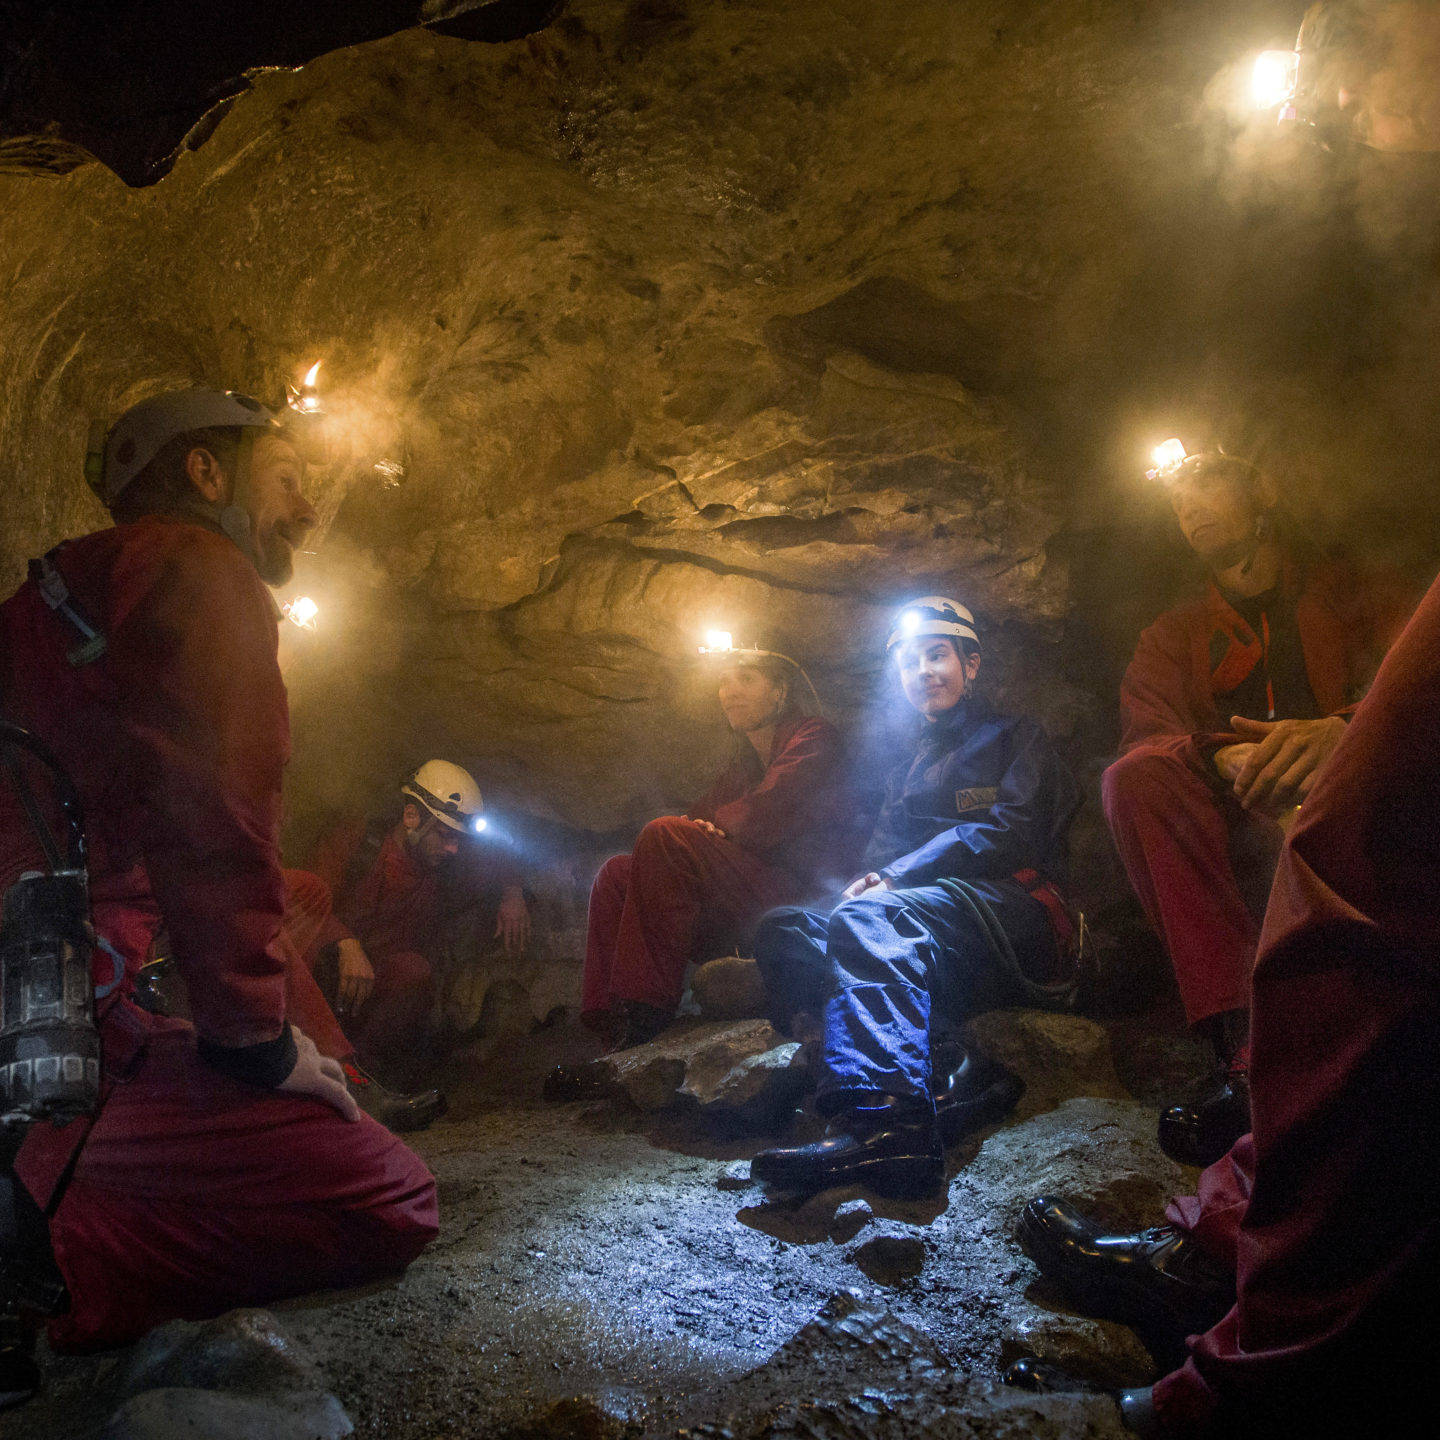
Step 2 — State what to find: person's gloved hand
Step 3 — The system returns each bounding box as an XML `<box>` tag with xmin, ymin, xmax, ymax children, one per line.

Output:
<box><xmin>840</xmin><ymin>871</ymin><xmax>891</xmax><ymax>902</ymax></box>
<box><xmin>277</xmin><ymin>1027</ymin><xmax>361</xmax><ymax>1122</ymax></box>
<box><xmin>495</xmin><ymin>884</ymin><xmax>532</xmax><ymax>957</ymax></box>
<box><xmin>1228</xmin><ymin>714</ymin><xmax>1347</xmax><ymax>811</ymax></box>
<box><xmin>336</xmin><ymin>937</ymin><xmax>375</xmax><ymax>1012</ymax></box>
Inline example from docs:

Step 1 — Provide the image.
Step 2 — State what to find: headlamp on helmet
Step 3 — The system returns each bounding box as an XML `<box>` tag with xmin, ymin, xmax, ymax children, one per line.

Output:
<box><xmin>885</xmin><ymin>597</ymin><xmax>980</xmax><ymax>654</ymax></box>
<box><xmin>401</xmin><ymin>759</ymin><xmax>484</xmax><ymax>836</ymax></box>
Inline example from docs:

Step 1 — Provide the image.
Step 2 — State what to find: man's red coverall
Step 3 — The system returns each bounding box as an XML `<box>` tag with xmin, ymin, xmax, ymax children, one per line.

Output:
<box><xmin>1102</xmin><ymin>553</ymin><xmax>1412</xmax><ymax>1024</ymax></box>
<box><xmin>583</xmin><ymin>714</ymin><xmax>852</xmax><ymax>1020</ymax></box>
<box><xmin>288</xmin><ymin>819</ymin><xmax>522</xmax><ymax>1069</ymax></box>
<box><xmin>0</xmin><ymin>517</ymin><xmax>438</xmax><ymax>1351</ymax></box>
<box><xmin>1146</xmin><ymin>567</ymin><xmax>1440</xmax><ymax>1437</ymax></box>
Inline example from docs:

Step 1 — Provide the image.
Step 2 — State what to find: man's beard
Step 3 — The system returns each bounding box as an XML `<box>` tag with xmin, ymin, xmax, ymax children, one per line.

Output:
<box><xmin>254</xmin><ymin>530</ymin><xmax>295</xmax><ymax>586</ymax></box>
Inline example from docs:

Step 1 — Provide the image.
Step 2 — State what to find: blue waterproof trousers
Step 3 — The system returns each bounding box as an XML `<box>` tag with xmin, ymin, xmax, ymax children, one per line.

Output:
<box><xmin>755</xmin><ymin>879</ymin><xmax>1060</xmax><ymax>1114</ymax></box>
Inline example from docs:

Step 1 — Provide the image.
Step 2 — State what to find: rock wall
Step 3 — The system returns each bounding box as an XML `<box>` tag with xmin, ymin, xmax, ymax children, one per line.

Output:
<box><xmin>1</xmin><ymin>0</ymin><xmax>1437</xmax><ymax>872</ymax></box>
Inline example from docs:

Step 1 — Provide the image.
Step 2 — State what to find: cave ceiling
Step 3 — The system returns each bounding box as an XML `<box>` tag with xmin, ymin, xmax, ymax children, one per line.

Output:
<box><xmin>1</xmin><ymin>0</ymin><xmax>1438</xmax><ymax>846</ymax></box>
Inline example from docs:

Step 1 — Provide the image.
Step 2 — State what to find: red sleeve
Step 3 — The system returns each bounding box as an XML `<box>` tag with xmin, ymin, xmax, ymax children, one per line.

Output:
<box><xmin>711</xmin><ymin>719</ymin><xmax>844</xmax><ymax>853</ymax></box>
<box><xmin>1117</xmin><ymin>615</ymin><xmax>1229</xmax><ymax>768</ymax></box>
<box><xmin>307</xmin><ymin>814</ymin><xmax>365</xmax><ymax>948</ymax></box>
<box><xmin>110</xmin><ymin>532</ymin><xmax>290</xmax><ymax>1048</ymax></box>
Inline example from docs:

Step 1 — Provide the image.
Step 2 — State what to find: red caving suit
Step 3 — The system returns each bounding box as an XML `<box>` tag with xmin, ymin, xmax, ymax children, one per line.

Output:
<box><xmin>1149</xmin><ymin>568</ymin><xmax>1440</xmax><ymax>1437</ymax></box>
<box><xmin>289</xmin><ymin>817</ymin><xmax>522</xmax><ymax>1070</ymax></box>
<box><xmin>583</xmin><ymin>714</ymin><xmax>853</xmax><ymax>1020</ymax></box>
<box><xmin>0</xmin><ymin>517</ymin><xmax>438</xmax><ymax>1351</ymax></box>
<box><xmin>1101</xmin><ymin>551</ymin><xmax>1412</xmax><ymax>1024</ymax></box>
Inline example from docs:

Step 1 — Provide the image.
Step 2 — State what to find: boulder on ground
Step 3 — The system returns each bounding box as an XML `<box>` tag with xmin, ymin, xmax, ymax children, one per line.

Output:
<box><xmin>105</xmin><ymin>1310</ymin><xmax>351</xmax><ymax>1440</ymax></box>
<box><xmin>953</xmin><ymin>1096</ymin><xmax>1187</xmax><ymax>1231</ymax></box>
<box><xmin>692</xmin><ymin>955</ymin><xmax>769</xmax><ymax>1020</ymax></box>
<box><xmin>582</xmin><ymin>1018</ymin><xmax>808</xmax><ymax>1123</ymax></box>
<box><xmin>964</xmin><ymin>1010</ymin><xmax>1126</xmax><ymax>1113</ymax></box>
<box><xmin>999</xmin><ymin>1311</ymin><xmax>1158</xmax><ymax>1390</ymax></box>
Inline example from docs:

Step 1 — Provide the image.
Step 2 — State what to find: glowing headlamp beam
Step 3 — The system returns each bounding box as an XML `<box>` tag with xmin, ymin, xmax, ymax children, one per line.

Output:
<box><xmin>287</xmin><ymin>360</ymin><xmax>324</xmax><ymax>416</ymax></box>
<box><xmin>1252</xmin><ymin>50</ymin><xmax>1299</xmax><ymax>111</ymax></box>
<box><xmin>282</xmin><ymin>595</ymin><xmax>319</xmax><ymax>629</ymax></box>
<box><xmin>1146</xmin><ymin>437</ymin><xmax>1188</xmax><ymax>481</ymax></box>
<box><xmin>699</xmin><ymin>629</ymin><xmax>734</xmax><ymax>654</ymax></box>
<box><xmin>472</xmin><ymin>816</ymin><xmax>488</xmax><ymax>834</ymax></box>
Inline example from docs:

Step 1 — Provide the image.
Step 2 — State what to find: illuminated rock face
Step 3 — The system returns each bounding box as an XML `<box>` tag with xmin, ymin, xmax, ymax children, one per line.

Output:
<box><xmin>0</xmin><ymin>0</ymin><xmax>1435</xmax><ymax>849</ymax></box>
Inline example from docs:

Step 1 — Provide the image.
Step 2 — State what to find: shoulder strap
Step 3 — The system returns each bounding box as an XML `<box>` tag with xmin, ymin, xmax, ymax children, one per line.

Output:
<box><xmin>29</xmin><ymin>549</ymin><xmax>106</xmax><ymax>667</ymax></box>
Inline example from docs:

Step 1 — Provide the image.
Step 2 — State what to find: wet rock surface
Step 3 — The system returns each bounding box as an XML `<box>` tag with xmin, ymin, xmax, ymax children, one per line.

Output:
<box><xmin>570</xmin><ymin>1018</ymin><xmax>808</xmax><ymax>1124</ymax></box>
<box><xmin>13</xmin><ymin>1006</ymin><xmax>1191</xmax><ymax>1440</ymax></box>
<box><xmin>100</xmin><ymin>1310</ymin><xmax>352</xmax><ymax>1440</ymax></box>
<box><xmin>691</xmin><ymin>956</ymin><xmax>769</xmax><ymax>1022</ymax></box>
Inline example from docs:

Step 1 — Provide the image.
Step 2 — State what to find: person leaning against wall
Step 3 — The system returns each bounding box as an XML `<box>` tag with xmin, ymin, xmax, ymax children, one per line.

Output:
<box><xmin>1101</xmin><ymin>442</ymin><xmax>1415</xmax><ymax>1168</ymax></box>
<box><xmin>748</xmin><ymin>597</ymin><xmax>1083</xmax><ymax>1200</ymax></box>
<box><xmin>546</xmin><ymin>631</ymin><xmax>856</xmax><ymax>1099</ymax></box>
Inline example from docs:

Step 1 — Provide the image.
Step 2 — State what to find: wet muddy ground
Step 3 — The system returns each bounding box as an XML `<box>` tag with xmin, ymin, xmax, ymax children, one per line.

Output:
<box><xmin>11</xmin><ymin>1007</ymin><xmax>1208</xmax><ymax>1440</ymax></box>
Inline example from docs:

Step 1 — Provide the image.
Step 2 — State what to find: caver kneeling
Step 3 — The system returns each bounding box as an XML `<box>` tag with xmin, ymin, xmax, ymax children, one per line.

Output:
<box><xmin>0</xmin><ymin>389</ymin><xmax>438</xmax><ymax>1401</ymax></box>
<box><xmin>750</xmin><ymin>597</ymin><xmax>1081</xmax><ymax>1198</ymax></box>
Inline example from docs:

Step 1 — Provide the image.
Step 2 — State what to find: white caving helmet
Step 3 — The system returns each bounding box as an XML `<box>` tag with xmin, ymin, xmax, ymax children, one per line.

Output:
<box><xmin>86</xmin><ymin>388</ymin><xmax>282</xmax><ymax>510</ymax></box>
<box><xmin>402</xmin><ymin>760</ymin><xmax>486</xmax><ymax>835</ymax></box>
<box><xmin>885</xmin><ymin>596</ymin><xmax>981</xmax><ymax>654</ymax></box>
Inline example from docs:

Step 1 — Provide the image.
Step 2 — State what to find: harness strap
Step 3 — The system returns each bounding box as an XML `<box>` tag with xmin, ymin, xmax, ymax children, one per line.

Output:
<box><xmin>29</xmin><ymin>552</ymin><xmax>106</xmax><ymax>666</ymax></box>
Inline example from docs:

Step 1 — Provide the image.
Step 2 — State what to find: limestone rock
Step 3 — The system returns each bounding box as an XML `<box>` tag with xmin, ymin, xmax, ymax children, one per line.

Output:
<box><xmin>999</xmin><ymin>1312</ymin><xmax>1158</xmax><ymax>1390</ymax></box>
<box><xmin>964</xmin><ymin>1010</ymin><xmax>1126</xmax><ymax>1114</ymax></box>
<box><xmin>508</xmin><ymin>1387</ymin><xmax>650</xmax><ymax>1440</ymax></box>
<box><xmin>106</xmin><ymin>1310</ymin><xmax>351</xmax><ymax>1440</ymax></box>
<box><xmin>102</xmin><ymin>1387</ymin><xmax>353</xmax><ymax>1440</ymax></box>
<box><xmin>586</xmin><ymin>1019</ymin><xmax>807</xmax><ymax>1122</ymax></box>
<box><xmin>827</xmin><ymin>1197</ymin><xmax>874</xmax><ymax>1245</ymax></box>
<box><xmin>953</xmin><ymin>1097</ymin><xmax>1187</xmax><ymax>1232</ymax></box>
<box><xmin>692</xmin><ymin>955</ymin><xmax>768</xmax><ymax>1021</ymax></box>
<box><xmin>112</xmin><ymin>1310</ymin><xmax>328</xmax><ymax>1403</ymax></box>
<box><xmin>846</xmin><ymin>1227</ymin><xmax>927</xmax><ymax>1286</ymax></box>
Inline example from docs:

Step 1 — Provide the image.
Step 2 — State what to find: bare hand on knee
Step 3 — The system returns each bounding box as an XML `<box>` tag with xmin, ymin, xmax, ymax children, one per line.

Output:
<box><xmin>1229</xmin><ymin>715</ymin><xmax>1346</xmax><ymax>813</ymax></box>
<box><xmin>494</xmin><ymin>884</ymin><xmax>532</xmax><ymax>956</ymax></box>
<box><xmin>841</xmin><ymin>871</ymin><xmax>890</xmax><ymax>902</ymax></box>
<box><xmin>336</xmin><ymin>937</ymin><xmax>375</xmax><ymax>1012</ymax></box>
<box><xmin>689</xmin><ymin>818</ymin><xmax>727</xmax><ymax>838</ymax></box>
<box><xmin>279</xmin><ymin>1027</ymin><xmax>361</xmax><ymax>1122</ymax></box>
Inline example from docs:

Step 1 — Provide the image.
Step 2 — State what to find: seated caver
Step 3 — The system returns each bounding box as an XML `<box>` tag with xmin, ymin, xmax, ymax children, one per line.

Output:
<box><xmin>0</xmin><ymin>389</ymin><xmax>437</xmax><ymax>1402</ymax></box>
<box><xmin>1105</xmin><ymin>443</ymin><xmax>1414</xmax><ymax>1166</ymax></box>
<box><xmin>575</xmin><ymin>636</ymin><xmax>852</xmax><ymax>1054</ymax></box>
<box><xmin>749</xmin><ymin>597</ymin><xmax>1081</xmax><ymax>1199</ymax></box>
<box><xmin>1011</xmin><ymin>566</ymin><xmax>1440</xmax><ymax>1439</ymax></box>
<box><xmin>292</xmin><ymin>760</ymin><xmax>532</xmax><ymax>1088</ymax></box>
<box><xmin>277</xmin><ymin>869</ymin><xmax>447</xmax><ymax>1132</ymax></box>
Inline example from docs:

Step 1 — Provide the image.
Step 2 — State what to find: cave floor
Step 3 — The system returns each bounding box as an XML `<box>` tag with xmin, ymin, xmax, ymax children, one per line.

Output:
<box><xmin>14</xmin><ymin>1006</ymin><xmax>1204</xmax><ymax>1440</ymax></box>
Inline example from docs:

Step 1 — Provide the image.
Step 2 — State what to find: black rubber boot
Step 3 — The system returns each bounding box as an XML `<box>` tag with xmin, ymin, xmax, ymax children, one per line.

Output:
<box><xmin>342</xmin><ymin>1060</ymin><xmax>447</xmax><ymax>1133</ymax></box>
<box><xmin>543</xmin><ymin>1064</ymin><xmax>611</xmax><ymax>1103</ymax></box>
<box><xmin>1016</xmin><ymin>1196</ymin><xmax>1234</xmax><ymax>1351</ymax></box>
<box><xmin>750</xmin><ymin>1098</ymin><xmax>944</xmax><ymax>1198</ymax></box>
<box><xmin>612</xmin><ymin>1001</ymin><xmax>672</xmax><ymax>1052</ymax></box>
<box><xmin>0</xmin><ymin>1312</ymin><xmax>39</xmax><ymax>1412</ymax></box>
<box><xmin>1157</xmin><ymin>1068</ymin><xmax>1250</xmax><ymax>1169</ymax></box>
<box><xmin>932</xmin><ymin>1049</ymin><xmax>1024</xmax><ymax>1145</ymax></box>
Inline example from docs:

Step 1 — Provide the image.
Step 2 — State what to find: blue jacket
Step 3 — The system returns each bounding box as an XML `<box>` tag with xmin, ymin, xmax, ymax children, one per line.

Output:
<box><xmin>862</xmin><ymin>696</ymin><xmax>1080</xmax><ymax>889</ymax></box>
